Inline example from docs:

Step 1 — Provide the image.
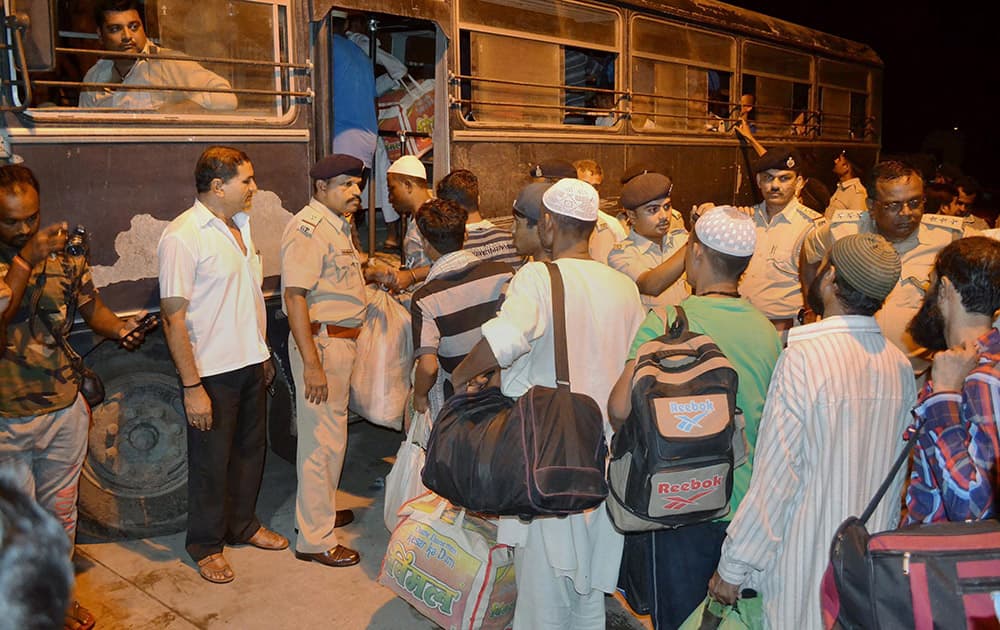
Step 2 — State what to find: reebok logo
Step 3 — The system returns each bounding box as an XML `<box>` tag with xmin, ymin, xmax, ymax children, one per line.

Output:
<box><xmin>669</xmin><ymin>399</ymin><xmax>715</xmax><ymax>432</ymax></box>
<box><xmin>657</xmin><ymin>474</ymin><xmax>723</xmax><ymax>511</ymax></box>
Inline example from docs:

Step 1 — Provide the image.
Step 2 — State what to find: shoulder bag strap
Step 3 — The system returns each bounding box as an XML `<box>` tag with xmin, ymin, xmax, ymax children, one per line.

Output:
<box><xmin>542</xmin><ymin>261</ymin><xmax>570</xmax><ymax>391</ymax></box>
<box><xmin>858</xmin><ymin>421</ymin><xmax>923</xmax><ymax>526</ymax></box>
<box><xmin>670</xmin><ymin>304</ymin><xmax>689</xmax><ymax>338</ymax></box>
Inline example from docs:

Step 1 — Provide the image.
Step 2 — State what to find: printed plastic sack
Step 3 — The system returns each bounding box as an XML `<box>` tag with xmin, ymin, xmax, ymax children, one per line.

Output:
<box><xmin>350</xmin><ymin>287</ymin><xmax>413</xmax><ymax>430</ymax></box>
<box><xmin>384</xmin><ymin>402</ymin><xmax>431</xmax><ymax>532</ymax></box>
<box><xmin>379</xmin><ymin>494</ymin><xmax>516</xmax><ymax>630</ymax></box>
<box><xmin>378</xmin><ymin>74</ymin><xmax>434</xmax><ymax>161</ymax></box>
<box><xmin>678</xmin><ymin>595</ymin><xmax>764</xmax><ymax>630</ymax></box>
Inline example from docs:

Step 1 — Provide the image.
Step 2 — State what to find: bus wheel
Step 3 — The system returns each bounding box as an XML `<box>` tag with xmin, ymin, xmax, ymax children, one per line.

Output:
<box><xmin>77</xmin><ymin>347</ymin><xmax>187</xmax><ymax>541</ymax></box>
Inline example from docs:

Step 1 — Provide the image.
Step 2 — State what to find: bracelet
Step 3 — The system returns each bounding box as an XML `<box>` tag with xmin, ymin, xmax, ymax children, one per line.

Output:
<box><xmin>11</xmin><ymin>255</ymin><xmax>31</xmax><ymax>272</ymax></box>
<box><xmin>182</xmin><ymin>381</ymin><xmax>202</xmax><ymax>389</ymax></box>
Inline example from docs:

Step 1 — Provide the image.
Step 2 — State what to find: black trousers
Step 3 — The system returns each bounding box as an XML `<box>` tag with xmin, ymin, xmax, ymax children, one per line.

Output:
<box><xmin>650</xmin><ymin>520</ymin><xmax>729</xmax><ymax>630</ymax></box>
<box><xmin>185</xmin><ymin>362</ymin><xmax>266</xmax><ymax>562</ymax></box>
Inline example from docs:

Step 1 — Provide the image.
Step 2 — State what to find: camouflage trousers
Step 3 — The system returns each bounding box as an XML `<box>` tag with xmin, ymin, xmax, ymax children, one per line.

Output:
<box><xmin>0</xmin><ymin>393</ymin><xmax>89</xmax><ymax>544</ymax></box>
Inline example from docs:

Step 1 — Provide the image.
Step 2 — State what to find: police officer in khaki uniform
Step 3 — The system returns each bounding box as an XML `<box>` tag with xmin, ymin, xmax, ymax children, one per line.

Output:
<box><xmin>280</xmin><ymin>154</ymin><xmax>383</xmax><ymax>567</ymax></box>
<box><xmin>800</xmin><ymin>160</ymin><xmax>975</xmax><ymax>377</ymax></box>
<box><xmin>608</xmin><ymin>172</ymin><xmax>690</xmax><ymax>307</ymax></box>
<box><xmin>738</xmin><ymin>147</ymin><xmax>826</xmax><ymax>332</ymax></box>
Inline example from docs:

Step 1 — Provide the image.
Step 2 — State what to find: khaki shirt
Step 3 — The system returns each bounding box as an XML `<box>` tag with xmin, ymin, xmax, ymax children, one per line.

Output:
<box><xmin>589</xmin><ymin>210</ymin><xmax>629</xmax><ymax>265</ymax></box>
<box><xmin>739</xmin><ymin>199</ymin><xmax>825</xmax><ymax>319</ymax></box>
<box><xmin>607</xmin><ymin>213</ymin><xmax>689</xmax><ymax>308</ymax></box>
<box><xmin>280</xmin><ymin>198</ymin><xmax>366</xmax><ymax>327</ymax></box>
<box><xmin>802</xmin><ymin>210</ymin><xmax>971</xmax><ymax>375</ymax></box>
<box><xmin>825</xmin><ymin>177</ymin><xmax>868</xmax><ymax>220</ymax></box>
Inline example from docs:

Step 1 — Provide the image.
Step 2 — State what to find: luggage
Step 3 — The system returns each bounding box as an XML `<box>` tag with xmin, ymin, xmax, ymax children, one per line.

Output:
<box><xmin>616</xmin><ymin>531</ymin><xmax>653</xmax><ymax>615</ymax></box>
<box><xmin>678</xmin><ymin>594</ymin><xmax>764</xmax><ymax>630</ymax></box>
<box><xmin>378</xmin><ymin>494</ymin><xmax>517</xmax><ymax>630</ymax></box>
<box><xmin>821</xmin><ymin>421</ymin><xmax>1000</xmax><ymax>629</ymax></box>
<box><xmin>349</xmin><ymin>287</ymin><xmax>413</xmax><ymax>430</ymax></box>
<box><xmin>607</xmin><ymin>306</ymin><xmax>746</xmax><ymax>532</ymax></box>
<box><xmin>421</xmin><ymin>262</ymin><xmax>609</xmax><ymax>518</ymax></box>
<box><xmin>383</xmin><ymin>404</ymin><xmax>431</xmax><ymax>532</ymax></box>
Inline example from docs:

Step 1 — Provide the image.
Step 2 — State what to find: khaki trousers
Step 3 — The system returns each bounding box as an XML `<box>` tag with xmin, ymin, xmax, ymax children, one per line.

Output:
<box><xmin>289</xmin><ymin>330</ymin><xmax>355</xmax><ymax>553</ymax></box>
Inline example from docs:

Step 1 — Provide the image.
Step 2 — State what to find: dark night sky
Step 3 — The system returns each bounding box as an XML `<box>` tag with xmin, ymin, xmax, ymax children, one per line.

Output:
<box><xmin>730</xmin><ymin>1</ymin><xmax>996</xmax><ymax>195</ymax></box>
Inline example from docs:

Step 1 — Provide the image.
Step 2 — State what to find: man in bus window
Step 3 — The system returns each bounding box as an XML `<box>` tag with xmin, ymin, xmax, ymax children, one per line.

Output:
<box><xmin>79</xmin><ymin>0</ymin><xmax>237</xmax><ymax>112</ymax></box>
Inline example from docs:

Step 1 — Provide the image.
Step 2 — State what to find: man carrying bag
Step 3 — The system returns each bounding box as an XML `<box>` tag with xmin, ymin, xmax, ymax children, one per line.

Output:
<box><xmin>451</xmin><ymin>178</ymin><xmax>645</xmax><ymax>629</ymax></box>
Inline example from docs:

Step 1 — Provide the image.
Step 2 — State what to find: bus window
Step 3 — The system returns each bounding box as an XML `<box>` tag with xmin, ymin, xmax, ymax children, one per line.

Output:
<box><xmin>18</xmin><ymin>0</ymin><xmax>301</xmax><ymax>121</ymax></box>
<box><xmin>742</xmin><ymin>42</ymin><xmax>812</xmax><ymax>137</ymax></box>
<box><xmin>630</xmin><ymin>17</ymin><xmax>736</xmax><ymax>133</ymax></box>
<box><xmin>456</xmin><ymin>0</ymin><xmax>620</xmax><ymax>127</ymax></box>
<box><xmin>818</xmin><ymin>58</ymin><xmax>871</xmax><ymax>139</ymax></box>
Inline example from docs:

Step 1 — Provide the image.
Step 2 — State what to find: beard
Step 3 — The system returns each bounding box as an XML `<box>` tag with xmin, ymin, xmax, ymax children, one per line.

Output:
<box><xmin>806</xmin><ymin>266</ymin><xmax>828</xmax><ymax>318</ymax></box>
<box><xmin>907</xmin><ymin>283</ymin><xmax>948</xmax><ymax>352</ymax></box>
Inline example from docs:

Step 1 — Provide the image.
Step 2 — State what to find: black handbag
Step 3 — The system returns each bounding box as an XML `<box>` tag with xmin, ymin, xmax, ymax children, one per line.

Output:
<box><xmin>421</xmin><ymin>261</ymin><xmax>609</xmax><ymax>518</ymax></box>
<box><xmin>39</xmin><ymin>312</ymin><xmax>106</xmax><ymax>408</ymax></box>
<box><xmin>821</xmin><ymin>420</ymin><xmax>1000</xmax><ymax>629</ymax></box>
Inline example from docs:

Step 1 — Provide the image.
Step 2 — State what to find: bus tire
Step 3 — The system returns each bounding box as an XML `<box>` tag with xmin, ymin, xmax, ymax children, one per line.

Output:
<box><xmin>77</xmin><ymin>343</ymin><xmax>187</xmax><ymax>542</ymax></box>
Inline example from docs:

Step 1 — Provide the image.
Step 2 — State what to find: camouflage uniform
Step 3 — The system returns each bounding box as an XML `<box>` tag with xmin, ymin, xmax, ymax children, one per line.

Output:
<box><xmin>0</xmin><ymin>247</ymin><xmax>97</xmax><ymax>539</ymax></box>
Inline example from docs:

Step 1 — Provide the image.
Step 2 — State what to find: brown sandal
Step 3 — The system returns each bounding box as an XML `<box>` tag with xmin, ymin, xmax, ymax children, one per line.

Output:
<box><xmin>64</xmin><ymin>600</ymin><xmax>95</xmax><ymax>630</ymax></box>
<box><xmin>197</xmin><ymin>553</ymin><xmax>235</xmax><ymax>584</ymax></box>
<box><xmin>245</xmin><ymin>526</ymin><xmax>289</xmax><ymax>551</ymax></box>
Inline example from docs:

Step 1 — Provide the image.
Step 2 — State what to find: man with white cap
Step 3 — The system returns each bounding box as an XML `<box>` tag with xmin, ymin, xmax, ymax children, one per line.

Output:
<box><xmin>609</xmin><ymin>206</ymin><xmax>782</xmax><ymax>629</ymax></box>
<box><xmin>709</xmin><ymin>233</ymin><xmax>917</xmax><ymax>629</ymax></box>
<box><xmin>385</xmin><ymin>155</ymin><xmax>434</xmax><ymax>277</ymax></box>
<box><xmin>608</xmin><ymin>172</ymin><xmax>690</xmax><ymax>308</ymax></box>
<box><xmin>453</xmin><ymin>178</ymin><xmax>645</xmax><ymax>629</ymax></box>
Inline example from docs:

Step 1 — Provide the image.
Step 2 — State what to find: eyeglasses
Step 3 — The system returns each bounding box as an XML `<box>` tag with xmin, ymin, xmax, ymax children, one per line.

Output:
<box><xmin>874</xmin><ymin>197</ymin><xmax>924</xmax><ymax>213</ymax></box>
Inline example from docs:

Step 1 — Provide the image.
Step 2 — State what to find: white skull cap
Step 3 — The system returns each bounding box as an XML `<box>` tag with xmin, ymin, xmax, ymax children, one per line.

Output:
<box><xmin>694</xmin><ymin>205</ymin><xmax>757</xmax><ymax>257</ymax></box>
<box><xmin>387</xmin><ymin>155</ymin><xmax>427</xmax><ymax>180</ymax></box>
<box><xmin>541</xmin><ymin>178</ymin><xmax>599</xmax><ymax>221</ymax></box>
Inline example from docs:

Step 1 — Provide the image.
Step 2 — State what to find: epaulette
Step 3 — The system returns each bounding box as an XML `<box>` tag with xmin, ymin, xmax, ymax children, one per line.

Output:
<box><xmin>595</xmin><ymin>221</ymin><xmax>608</xmax><ymax>232</ymax></box>
<box><xmin>612</xmin><ymin>241</ymin><xmax>628</xmax><ymax>251</ymax></box>
<box><xmin>829</xmin><ymin>209</ymin><xmax>864</xmax><ymax>225</ymax></box>
<box><xmin>921</xmin><ymin>213</ymin><xmax>965</xmax><ymax>232</ymax></box>
<box><xmin>296</xmin><ymin>209</ymin><xmax>324</xmax><ymax>237</ymax></box>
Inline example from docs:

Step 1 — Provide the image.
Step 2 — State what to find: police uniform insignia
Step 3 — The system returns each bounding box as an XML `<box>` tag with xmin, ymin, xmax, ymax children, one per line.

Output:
<box><xmin>298</xmin><ymin>224</ymin><xmax>314</xmax><ymax>237</ymax></box>
<box><xmin>596</xmin><ymin>221</ymin><xmax>607</xmax><ymax>232</ymax></box>
<box><xmin>922</xmin><ymin>213</ymin><xmax>964</xmax><ymax>230</ymax></box>
<box><xmin>612</xmin><ymin>241</ymin><xmax>627</xmax><ymax>251</ymax></box>
<box><xmin>786</xmin><ymin>156</ymin><xmax>796</xmax><ymax>169</ymax></box>
<box><xmin>296</xmin><ymin>209</ymin><xmax>323</xmax><ymax>237</ymax></box>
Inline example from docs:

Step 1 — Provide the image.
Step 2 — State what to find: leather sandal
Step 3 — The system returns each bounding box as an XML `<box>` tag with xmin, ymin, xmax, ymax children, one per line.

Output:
<box><xmin>64</xmin><ymin>600</ymin><xmax>95</xmax><ymax>630</ymax></box>
<box><xmin>245</xmin><ymin>526</ymin><xmax>289</xmax><ymax>550</ymax></box>
<box><xmin>197</xmin><ymin>553</ymin><xmax>235</xmax><ymax>584</ymax></box>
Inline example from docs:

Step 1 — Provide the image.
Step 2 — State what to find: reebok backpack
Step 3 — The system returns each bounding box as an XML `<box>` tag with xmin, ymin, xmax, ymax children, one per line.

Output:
<box><xmin>607</xmin><ymin>305</ymin><xmax>748</xmax><ymax>532</ymax></box>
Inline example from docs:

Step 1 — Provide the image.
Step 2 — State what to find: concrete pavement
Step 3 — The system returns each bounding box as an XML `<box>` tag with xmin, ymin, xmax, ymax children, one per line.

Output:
<box><xmin>72</xmin><ymin>419</ymin><xmax>650</xmax><ymax>629</ymax></box>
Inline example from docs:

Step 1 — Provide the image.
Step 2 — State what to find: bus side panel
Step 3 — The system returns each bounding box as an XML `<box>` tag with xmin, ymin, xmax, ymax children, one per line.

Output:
<box><xmin>10</xmin><ymin>141</ymin><xmax>310</xmax><ymax>312</ymax></box>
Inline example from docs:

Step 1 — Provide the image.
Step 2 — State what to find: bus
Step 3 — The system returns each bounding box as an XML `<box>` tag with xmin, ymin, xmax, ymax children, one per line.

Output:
<box><xmin>1</xmin><ymin>0</ymin><xmax>882</xmax><ymax>539</ymax></box>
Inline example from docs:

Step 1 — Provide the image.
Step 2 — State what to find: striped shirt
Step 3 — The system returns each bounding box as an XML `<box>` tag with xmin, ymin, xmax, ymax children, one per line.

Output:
<box><xmin>464</xmin><ymin>220</ymin><xmax>523</xmax><ymax>266</ymax></box>
<box><xmin>411</xmin><ymin>250</ymin><xmax>513</xmax><ymax>399</ymax></box>
<box><xmin>717</xmin><ymin>315</ymin><xmax>916</xmax><ymax>629</ymax></box>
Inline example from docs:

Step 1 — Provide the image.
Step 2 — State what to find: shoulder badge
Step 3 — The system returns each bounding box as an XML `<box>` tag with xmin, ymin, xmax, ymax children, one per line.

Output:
<box><xmin>294</xmin><ymin>209</ymin><xmax>324</xmax><ymax>238</ymax></box>
<box><xmin>812</xmin><ymin>216</ymin><xmax>828</xmax><ymax>230</ymax></box>
<box><xmin>830</xmin><ymin>209</ymin><xmax>863</xmax><ymax>225</ymax></box>
<box><xmin>612</xmin><ymin>241</ymin><xmax>627</xmax><ymax>251</ymax></box>
<box><xmin>595</xmin><ymin>221</ymin><xmax>607</xmax><ymax>232</ymax></box>
<box><xmin>921</xmin><ymin>213</ymin><xmax>965</xmax><ymax>232</ymax></box>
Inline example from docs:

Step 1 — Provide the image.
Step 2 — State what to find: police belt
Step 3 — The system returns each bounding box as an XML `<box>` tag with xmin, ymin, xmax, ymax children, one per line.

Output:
<box><xmin>310</xmin><ymin>322</ymin><xmax>361</xmax><ymax>339</ymax></box>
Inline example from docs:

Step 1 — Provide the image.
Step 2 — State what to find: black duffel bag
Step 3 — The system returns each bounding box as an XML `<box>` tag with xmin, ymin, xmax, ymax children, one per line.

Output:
<box><xmin>421</xmin><ymin>262</ymin><xmax>609</xmax><ymax>518</ymax></box>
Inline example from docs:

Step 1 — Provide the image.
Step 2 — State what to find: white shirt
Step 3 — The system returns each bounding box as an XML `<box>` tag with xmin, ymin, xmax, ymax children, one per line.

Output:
<box><xmin>480</xmin><ymin>258</ymin><xmax>645</xmax><ymax>594</ymax></box>
<box><xmin>825</xmin><ymin>177</ymin><xmax>868</xmax><ymax>219</ymax></box>
<box><xmin>158</xmin><ymin>200</ymin><xmax>269</xmax><ymax>377</ymax></box>
<box><xmin>79</xmin><ymin>43</ymin><xmax>237</xmax><ymax>111</ymax></box>
<box><xmin>717</xmin><ymin>315</ymin><xmax>916</xmax><ymax>629</ymax></box>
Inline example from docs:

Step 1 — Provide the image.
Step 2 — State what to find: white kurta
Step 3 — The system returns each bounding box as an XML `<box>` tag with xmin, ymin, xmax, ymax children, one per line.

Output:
<box><xmin>717</xmin><ymin>315</ymin><xmax>917</xmax><ymax>629</ymax></box>
<box><xmin>480</xmin><ymin>258</ymin><xmax>644</xmax><ymax>627</ymax></box>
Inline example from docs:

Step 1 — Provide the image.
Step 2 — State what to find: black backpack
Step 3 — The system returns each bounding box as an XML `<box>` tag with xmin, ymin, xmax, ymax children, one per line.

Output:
<box><xmin>607</xmin><ymin>305</ymin><xmax>747</xmax><ymax>532</ymax></box>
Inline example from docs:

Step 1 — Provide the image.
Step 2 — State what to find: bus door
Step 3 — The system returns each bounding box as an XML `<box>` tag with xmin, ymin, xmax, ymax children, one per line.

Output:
<box><xmin>311</xmin><ymin>2</ymin><xmax>449</xmax><ymax>257</ymax></box>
